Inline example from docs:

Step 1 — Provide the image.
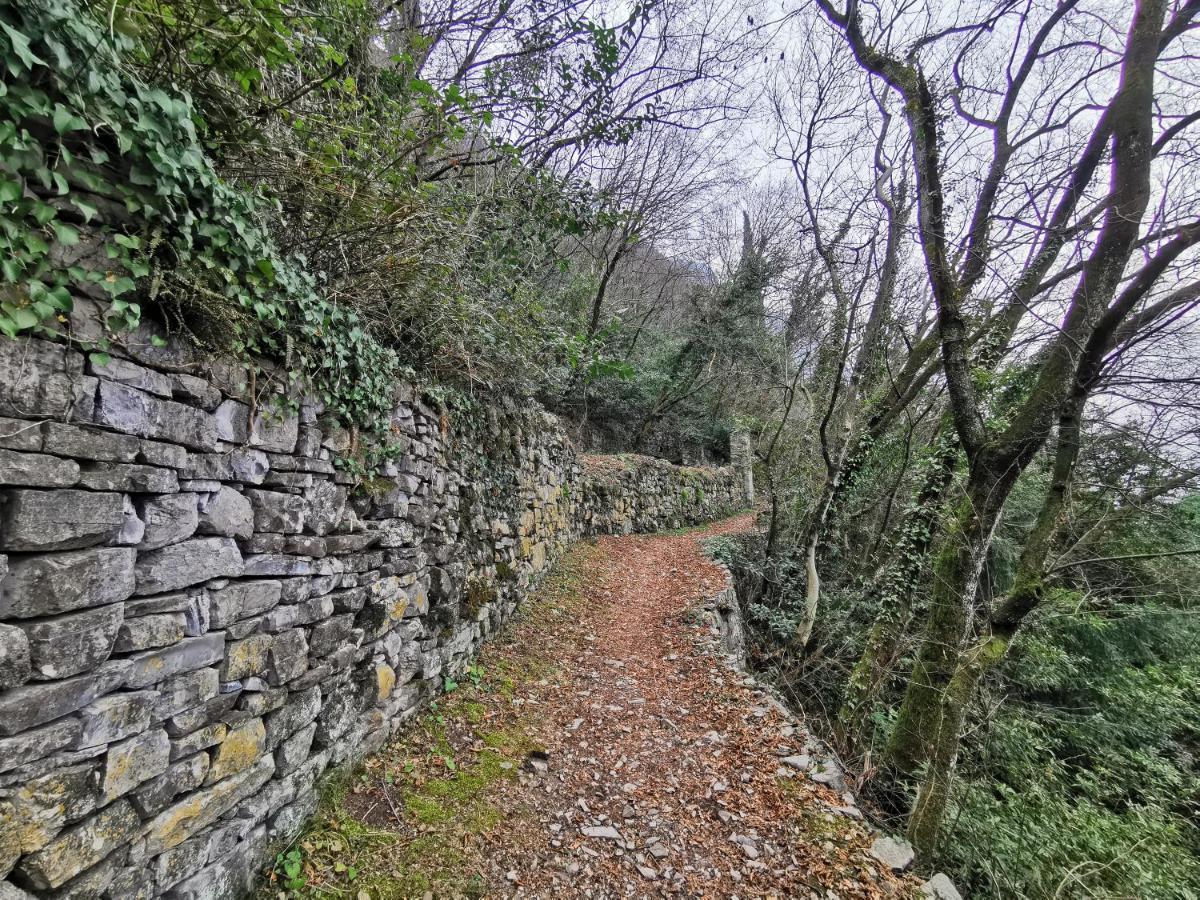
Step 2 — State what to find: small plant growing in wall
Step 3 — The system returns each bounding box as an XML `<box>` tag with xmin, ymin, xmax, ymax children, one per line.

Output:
<box><xmin>274</xmin><ymin>848</ymin><xmax>307</xmax><ymax>892</ymax></box>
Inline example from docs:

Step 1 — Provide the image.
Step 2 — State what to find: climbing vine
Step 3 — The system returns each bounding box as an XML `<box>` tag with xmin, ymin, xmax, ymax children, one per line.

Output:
<box><xmin>0</xmin><ymin>0</ymin><xmax>399</xmax><ymax>432</ymax></box>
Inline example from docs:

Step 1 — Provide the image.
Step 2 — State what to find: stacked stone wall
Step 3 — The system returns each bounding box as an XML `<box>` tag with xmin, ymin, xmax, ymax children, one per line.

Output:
<box><xmin>0</xmin><ymin>306</ymin><xmax>749</xmax><ymax>899</ymax></box>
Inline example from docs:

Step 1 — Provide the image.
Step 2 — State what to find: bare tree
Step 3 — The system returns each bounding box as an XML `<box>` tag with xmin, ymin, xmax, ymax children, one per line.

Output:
<box><xmin>815</xmin><ymin>0</ymin><xmax>1200</xmax><ymax>857</ymax></box>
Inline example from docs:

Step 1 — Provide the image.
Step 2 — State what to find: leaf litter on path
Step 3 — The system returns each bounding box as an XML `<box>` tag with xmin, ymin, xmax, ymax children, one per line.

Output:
<box><xmin>269</xmin><ymin>514</ymin><xmax>920</xmax><ymax>899</ymax></box>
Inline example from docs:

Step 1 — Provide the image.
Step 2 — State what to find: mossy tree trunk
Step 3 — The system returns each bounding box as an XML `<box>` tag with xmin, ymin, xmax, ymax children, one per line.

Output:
<box><xmin>836</xmin><ymin>431</ymin><xmax>959</xmax><ymax>754</ymax></box>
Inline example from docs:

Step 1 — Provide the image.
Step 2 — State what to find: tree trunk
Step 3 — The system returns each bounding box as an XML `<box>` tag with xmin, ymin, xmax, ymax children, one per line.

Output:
<box><xmin>836</xmin><ymin>432</ymin><xmax>958</xmax><ymax>753</ymax></box>
<box><xmin>883</xmin><ymin>475</ymin><xmax>1005</xmax><ymax>780</ymax></box>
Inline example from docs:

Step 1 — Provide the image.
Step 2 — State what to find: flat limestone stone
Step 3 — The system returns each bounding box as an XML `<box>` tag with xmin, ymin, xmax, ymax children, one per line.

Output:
<box><xmin>139</xmin><ymin>493</ymin><xmax>199</xmax><ymax>550</ymax></box>
<box><xmin>0</xmin><ymin>662</ymin><xmax>128</xmax><ymax>736</ymax></box>
<box><xmin>870</xmin><ymin>835</ymin><xmax>915</xmax><ymax>872</ymax></box>
<box><xmin>134</xmin><ymin>538</ymin><xmax>243</xmax><ymax>595</ymax></box>
<box><xmin>77</xmin><ymin>461</ymin><xmax>179</xmax><ymax>493</ymax></box>
<box><xmin>15</xmin><ymin>799</ymin><xmax>140</xmax><ymax>889</ymax></box>
<box><xmin>113</xmin><ymin>612</ymin><xmax>187</xmax><ymax>653</ymax></box>
<box><xmin>17</xmin><ymin>603</ymin><xmax>123</xmax><ymax>680</ymax></box>
<box><xmin>0</xmin><ymin>416</ymin><xmax>42</xmax><ymax>452</ymax></box>
<box><xmin>0</xmin><ymin>547</ymin><xmax>136</xmax><ymax>618</ymax></box>
<box><xmin>75</xmin><ymin>690</ymin><xmax>160</xmax><ymax>748</ymax></box>
<box><xmin>0</xmin><ymin>623</ymin><xmax>31</xmax><ymax>690</ymax></box>
<box><xmin>205</xmin><ymin>717</ymin><xmax>265</xmax><ymax>784</ymax></box>
<box><xmin>102</xmin><ymin>728</ymin><xmax>170</xmax><ymax>802</ymax></box>
<box><xmin>0</xmin><ymin>338</ymin><xmax>95</xmax><ymax>422</ymax></box>
<box><xmin>0</xmin><ymin>489</ymin><xmax>125</xmax><ymax>551</ymax></box>
<box><xmin>140</xmin><ymin>755</ymin><xmax>274</xmax><ymax>857</ymax></box>
<box><xmin>41</xmin><ymin>422</ymin><xmax>139</xmax><ymax>462</ymax></box>
<box><xmin>93</xmin><ymin>381</ymin><xmax>217</xmax><ymax>451</ymax></box>
<box><xmin>196</xmin><ymin>486</ymin><xmax>253</xmax><ymax>539</ymax></box>
<box><xmin>0</xmin><ymin>449</ymin><xmax>79</xmax><ymax>488</ymax></box>
<box><xmin>122</xmin><ymin>633</ymin><xmax>226</xmax><ymax>690</ymax></box>
<box><xmin>0</xmin><ymin>717</ymin><xmax>82</xmax><ymax>774</ymax></box>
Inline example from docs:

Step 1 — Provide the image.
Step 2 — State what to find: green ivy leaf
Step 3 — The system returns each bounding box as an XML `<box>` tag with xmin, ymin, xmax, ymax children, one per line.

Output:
<box><xmin>50</xmin><ymin>221</ymin><xmax>79</xmax><ymax>245</ymax></box>
<box><xmin>51</xmin><ymin>103</ymin><xmax>86</xmax><ymax>134</ymax></box>
<box><xmin>0</xmin><ymin>21</ymin><xmax>44</xmax><ymax>70</ymax></box>
<box><xmin>72</xmin><ymin>196</ymin><xmax>98</xmax><ymax>223</ymax></box>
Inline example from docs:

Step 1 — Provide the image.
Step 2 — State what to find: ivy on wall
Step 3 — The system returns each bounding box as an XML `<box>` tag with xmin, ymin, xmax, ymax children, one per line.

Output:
<box><xmin>0</xmin><ymin>0</ymin><xmax>400</xmax><ymax>433</ymax></box>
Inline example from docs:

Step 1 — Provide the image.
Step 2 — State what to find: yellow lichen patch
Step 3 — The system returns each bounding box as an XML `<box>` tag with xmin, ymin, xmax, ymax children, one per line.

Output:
<box><xmin>206</xmin><ymin>718</ymin><xmax>265</xmax><ymax>784</ymax></box>
<box><xmin>222</xmin><ymin>634</ymin><xmax>272</xmax><ymax>681</ymax></box>
<box><xmin>375</xmin><ymin>662</ymin><xmax>397</xmax><ymax>702</ymax></box>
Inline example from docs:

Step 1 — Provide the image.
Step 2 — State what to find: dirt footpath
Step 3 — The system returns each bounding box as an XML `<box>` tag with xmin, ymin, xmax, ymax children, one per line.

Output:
<box><xmin>262</xmin><ymin>514</ymin><xmax>919</xmax><ymax>899</ymax></box>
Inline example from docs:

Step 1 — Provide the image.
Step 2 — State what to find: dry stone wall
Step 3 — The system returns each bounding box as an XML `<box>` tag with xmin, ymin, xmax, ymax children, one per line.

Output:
<box><xmin>0</xmin><ymin>312</ymin><xmax>750</xmax><ymax>899</ymax></box>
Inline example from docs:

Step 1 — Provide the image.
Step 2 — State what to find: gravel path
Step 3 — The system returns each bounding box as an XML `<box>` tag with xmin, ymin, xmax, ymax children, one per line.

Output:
<box><xmin>311</xmin><ymin>515</ymin><xmax>919</xmax><ymax>899</ymax></box>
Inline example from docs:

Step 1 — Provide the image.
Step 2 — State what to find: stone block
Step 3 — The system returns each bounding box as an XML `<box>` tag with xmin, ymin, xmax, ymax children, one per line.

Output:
<box><xmin>0</xmin><ymin>800</ymin><xmax>18</xmax><ymax>879</ymax></box>
<box><xmin>0</xmin><ymin>546</ymin><xmax>136</xmax><ymax>617</ymax></box>
<box><xmin>183</xmin><ymin>593</ymin><xmax>210</xmax><ymax>637</ymax></box>
<box><xmin>0</xmin><ymin>449</ymin><xmax>79</xmax><ymax>487</ymax></box>
<box><xmin>213</xmin><ymin>399</ymin><xmax>249</xmax><ymax>443</ymax></box>
<box><xmin>11</xmin><ymin>764</ymin><xmax>100</xmax><ymax>858</ymax></box>
<box><xmin>178</xmin><ymin>479</ymin><xmax>221</xmax><ymax>493</ymax></box>
<box><xmin>196</xmin><ymin>486</ymin><xmax>252</xmax><ymax>539</ymax></box>
<box><xmin>245</xmin><ymin>489</ymin><xmax>306</xmax><ymax>534</ymax></box>
<box><xmin>259</xmin><ymin>604</ymin><xmax>298</xmax><ymax>633</ymax></box>
<box><xmin>0</xmin><ymin>488</ymin><xmax>124</xmax><ymax>551</ymax></box>
<box><xmin>169</xmin><ymin>723</ymin><xmax>226</xmax><ymax>761</ymax></box>
<box><xmin>304</xmin><ymin>479</ymin><xmax>346</xmax><ymax>536</ymax></box>
<box><xmin>208</xmin><ymin>580</ymin><xmax>281</xmax><ymax>629</ymax></box>
<box><xmin>263</xmin><ymin>686</ymin><xmax>320</xmax><ymax>750</ymax></box>
<box><xmin>262</xmin><ymin>470</ymin><xmax>312</xmax><ymax>490</ymax></box>
<box><xmin>205</xmin><ymin>717</ymin><xmax>265</xmax><ymax>784</ymax></box>
<box><xmin>0</xmin><ymin>338</ymin><xmax>95</xmax><ymax>421</ymax></box>
<box><xmin>0</xmin><ymin>416</ymin><xmax>42</xmax><ymax>452</ymax></box>
<box><xmin>18</xmin><ymin>602</ymin><xmax>123</xmax><ymax>680</ymax></box>
<box><xmin>38</xmin><ymin>848</ymin><xmax>127</xmax><ymax>899</ymax></box>
<box><xmin>219</xmin><ymin>634</ymin><xmax>272</xmax><ymax>681</ymax></box>
<box><xmin>250</xmin><ymin>407</ymin><xmax>298</xmax><ymax>454</ymax></box>
<box><xmin>123</xmin><ymin>633</ymin><xmax>225</xmax><ymax>689</ymax></box>
<box><xmin>138</xmin><ymin>438</ymin><xmax>189</xmax><ymax>469</ymax></box>
<box><xmin>266</xmin><ymin>629</ymin><xmax>308</xmax><ymax>686</ymax></box>
<box><xmin>124</xmin><ymin>592</ymin><xmax>193</xmax><ymax>617</ymax></box>
<box><xmin>134</xmin><ymin>537</ymin><xmax>243</xmax><ymax>594</ymax></box>
<box><xmin>238</xmin><ymin>532</ymin><xmax>284</xmax><ymax>554</ymax></box>
<box><xmin>75</xmin><ymin>690</ymin><xmax>159</xmax><ymax>747</ymax></box>
<box><xmin>153</xmin><ymin>832</ymin><xmax>209</xmax><ymax>893</ymax></box>
<box><xmin>274</xmin><ymin>721</ymin><xmax>316</xmax><ymax>776</ymax></box>
<box><xmin>40</xmin><ymin>422</ymin><xmax>139</xmax><ymax>463</ymax></box>
<box><xmin>77</xmin><ymin>461</ymin><xmax>178</xmax><ymax>493</ymax></box>
<box><xmin>131</xmin><ymin>751</ymin><xmax>210</xmax><ymax>818</ymax></box>
<box><xmin>102</xmin><ymin>864</ymin><xmax>157</xmax><ymax>900</ymax></box>
<box><xmin>94</xmin><ymin>381</ymin><xmax>217</xmax><ymax>451</ymax></box>
<box><xmin>0</xmin><ymin>662</ymin><xmax>128</xmax><ymax>736</ymax></box>
<box><xmin>113</xmin><ymin>612</ymin><xmax>186</xmax><ymax>652</ymax></box>
<box><xmin>242</xmin><ymin>554</ymin><xmax>311</xmax><ymax>577</ymax></box>
<box><xmin>15</xmin><ymin>799</ymin><xmax>140</xmax><ymax>890</ymax></box>
<box><xmin>0</xmin><ymin>624</ymin><xmax>31</xmax><ymax>690</ymax></box>
<box><xmin>0</xmin><ymin>718</ymin><xmax>82</xmax><ymax>774</ymax></box>
<box><xmin>116</xmin><ymin>494</ymin><xmax>146</xmax><ymax>545</ymax></box>
<box><xmin>153</xmin><ymin>668</ymin><xmax>219</xmax><ymax>720</ymax></box>
<box><xmin>163</xmin><ymin>822</ymin><xmax>268</xmax><ymax>900</ymax></box>
<box><xmin>88</xmin><ymin>355</ymin><xmax>174</xmax><ymax>397</ymax></box>
<box><xmin>268</xmin><ymin>790</ymin><xmax>317</xmax><ymax>845</ymax></box>
<box><xmin>324</xmin><ymin>532</ymin><xmax>380</xmax><ymax>553</ymax></box>
<box><xmin>181</xmin><ymin>449</ymin><xmax>268</xmax><ymax>484</ymax></box>
<box><xmin>308</xmin><ymin>614</ymin><xmax>356</xmax><ymax>657</ymax></box>
<box><xmin>102</xmin><ymin>727</ymin><xmax>170</xmax><ymax>801</ymax></box>
<box><xmin>138</xmin><ymin>493</ymin><xmax>199</xmax><ymax>550</ymax></box>
<box><xmin>235</xmin><ymin>686</ymin><xmax>286</xmax><ymax>716</ymax></box>
<box><xmin>170</xmin><ymin>374</ymin><xmax>222</xmax><ymax>411</ymax></box>
<box><xmin>140</xmin><ymin>755</ymin><xmax>273</xmax><ymax>856</ymax></box>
